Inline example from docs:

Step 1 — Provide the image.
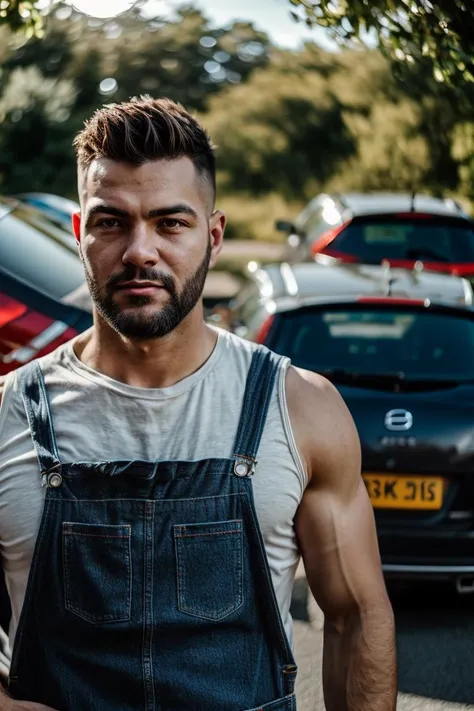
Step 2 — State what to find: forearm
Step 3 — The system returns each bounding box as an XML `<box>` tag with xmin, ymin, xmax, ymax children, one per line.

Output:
<box><xmin>322</xmin><ymin>604</ymin><xmax>397</xmax><ymax>711</ymax></box>
<box><xmin>0</xmin><ymin>682</ymin><xmax>11</xmax><ymax>711</ymax></box>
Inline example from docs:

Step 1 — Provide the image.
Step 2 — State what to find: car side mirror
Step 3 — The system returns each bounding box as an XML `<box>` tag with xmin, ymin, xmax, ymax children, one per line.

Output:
<box><xmin>275</xmin><ymin>219</ymin><xmax>295</xmax><ymax>233</ymax></box>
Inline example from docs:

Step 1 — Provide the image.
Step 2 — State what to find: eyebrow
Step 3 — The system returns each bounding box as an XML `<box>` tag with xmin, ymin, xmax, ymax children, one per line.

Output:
<box><xmin>84</xmin><ymin>203</ymin><xmax>199</xmax><ymax>229</ymax></box>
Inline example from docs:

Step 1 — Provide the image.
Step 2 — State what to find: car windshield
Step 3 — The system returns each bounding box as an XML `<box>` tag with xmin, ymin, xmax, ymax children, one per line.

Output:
<box><xmin>0</xmin><ymin>208</ymin><xmax>85</xmax><ymax>300</ymax></box>
<box><xmin>330</xmin><ymin>216</ymin><xmax>474</xmax><ymax>264</ymax></box>
<box><xmin>271</xmin><ymin>307</ymin><xmax>474</xmax><ymax>380</ymax></box>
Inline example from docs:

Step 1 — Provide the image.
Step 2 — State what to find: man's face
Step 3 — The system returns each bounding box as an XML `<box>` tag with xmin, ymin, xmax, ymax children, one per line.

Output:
<box><xmin>74</xmin><ymin>157</ymin><xmax>225</xmax><ymax>340</ymax></box>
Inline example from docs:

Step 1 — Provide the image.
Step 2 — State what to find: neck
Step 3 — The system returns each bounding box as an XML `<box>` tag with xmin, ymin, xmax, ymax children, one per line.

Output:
<box><xmin>74</xmin><ymin>306</ymin><xmax>218</xmax><ymax>389</ymax></box>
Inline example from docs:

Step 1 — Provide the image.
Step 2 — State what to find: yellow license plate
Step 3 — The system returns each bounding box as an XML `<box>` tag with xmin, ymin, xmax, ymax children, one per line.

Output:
<box><xmin>363</xmin><ymin>474</ymin><xmax>444</xmax><ymax>510</ymax></box>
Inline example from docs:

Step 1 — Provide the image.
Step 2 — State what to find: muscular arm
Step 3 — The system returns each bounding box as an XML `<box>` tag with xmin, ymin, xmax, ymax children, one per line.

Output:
<box><xmin>288</xmin><ymin>367</ymin><xmax>397</xmax><ymax>711</ymax></box>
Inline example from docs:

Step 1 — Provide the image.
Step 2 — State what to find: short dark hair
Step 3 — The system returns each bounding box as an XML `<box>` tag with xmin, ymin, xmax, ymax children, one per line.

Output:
<box><xmin>73</xmin><ymin>95</ymin><xmax>216</xmax><ymax>199</ymax></box>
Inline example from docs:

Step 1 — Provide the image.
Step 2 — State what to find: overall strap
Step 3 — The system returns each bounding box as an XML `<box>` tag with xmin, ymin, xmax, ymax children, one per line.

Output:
<box><xmin>17</xmin><ymin>360</ymin><xmax>61</xmax><ymax>480</ymax></box>
<box><xmin>232</xmin><ymin>348</ymin><xmax>282</xmax><ymax>476</ymax></box>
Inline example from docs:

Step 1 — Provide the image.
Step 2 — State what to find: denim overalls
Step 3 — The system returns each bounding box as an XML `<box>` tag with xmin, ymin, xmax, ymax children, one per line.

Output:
<box><xmin>8</xmin><ymin>349</ymin><xmax>298</xmax><ymax>710</ymax></box>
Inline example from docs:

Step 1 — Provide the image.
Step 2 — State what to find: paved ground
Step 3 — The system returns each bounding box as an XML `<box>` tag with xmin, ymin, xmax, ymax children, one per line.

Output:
<box><xmin>291</xmin><ymin>571</ymin><xmax>474</xmax><ymax>711</ymax></box>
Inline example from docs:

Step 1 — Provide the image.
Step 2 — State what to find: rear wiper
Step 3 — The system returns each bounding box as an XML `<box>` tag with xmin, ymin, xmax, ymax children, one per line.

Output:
<box><xmin>405</xmin><ymin>247</ymin><xmax>449</xmax><ymax>263</ymax></box>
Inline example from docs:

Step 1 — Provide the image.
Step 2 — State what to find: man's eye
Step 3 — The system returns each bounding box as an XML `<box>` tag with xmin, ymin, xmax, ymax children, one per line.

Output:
<box><xmin>97</xmin><ymin>218</ymin><xmax>121</xmax><ymax>228</ymax></box>
<box><xmin>160</xmin><ymin>219</ymin><xmax>183</xmax><ymax>230</ymax></box>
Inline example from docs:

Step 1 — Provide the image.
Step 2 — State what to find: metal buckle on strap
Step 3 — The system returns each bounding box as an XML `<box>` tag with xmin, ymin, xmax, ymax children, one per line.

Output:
<box><xmin>41</xmin><ymin>463</ymin><xmax>62</xmax><ymax>488</ymax></box>
<box><xmin>233</xmin><ymin>455</ymin><xmax>257</xmax><ymax>478</ymax></box>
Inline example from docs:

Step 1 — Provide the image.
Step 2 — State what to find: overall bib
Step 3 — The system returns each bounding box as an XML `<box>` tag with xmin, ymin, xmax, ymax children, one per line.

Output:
<box><xmin>8</xmin><ymin>350</ymin><xmax>298</xmax><ymax>710</ymax></box>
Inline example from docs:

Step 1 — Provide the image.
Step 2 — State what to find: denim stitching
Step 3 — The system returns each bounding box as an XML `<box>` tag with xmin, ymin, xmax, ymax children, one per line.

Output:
<box><xmin>242</xmin><ymin>693</ymin><xmax>296</xmax><ymax>710</ymax></box>
<box><xmin>63</xmin><ymin>523</ymin><xmax>132</xmax><ymax>624</ymax></box>
<box><xmin>176</xmin><ymin>530</ymin><xmax>241</xmax><ymax>539</ymax></box>
<box><xmin>142</xmin><ymin>501</ymin><xmax>156</xmax><ymax>711</ymax></box>
<box><xmin>175</xmin><ymin>519</ymin><xmax>242</xmax><ymax>537</ymax></box>
<box><xmin>244</xmin><ymin>489</ymin><xmax>297</xmax><ymax>666</ymax></box>
<box><xmin>175</xmin><ymin>524</ymin><xmax>244</xmax><ymax>621</ymax></box>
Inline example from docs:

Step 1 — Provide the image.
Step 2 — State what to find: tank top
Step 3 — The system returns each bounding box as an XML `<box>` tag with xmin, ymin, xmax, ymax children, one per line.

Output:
<box><xmin>0</xmin><ymin>328</ymin><xmax>307</xmax><ymax>648</ymax></box>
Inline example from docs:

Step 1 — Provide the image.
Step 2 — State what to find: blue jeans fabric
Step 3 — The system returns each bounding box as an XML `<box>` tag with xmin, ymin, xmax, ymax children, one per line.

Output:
<box><xmin>8</xmin><ymin>349</ymin><xmax>298</xmax><ymax>710</ymax></box>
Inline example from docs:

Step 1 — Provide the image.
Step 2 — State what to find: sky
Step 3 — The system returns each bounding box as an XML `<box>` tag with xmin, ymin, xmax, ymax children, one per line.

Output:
<box><xmin>66</xmin><ymin>0</ymin><xmax>335</xmax><ymax>50</ymax></box>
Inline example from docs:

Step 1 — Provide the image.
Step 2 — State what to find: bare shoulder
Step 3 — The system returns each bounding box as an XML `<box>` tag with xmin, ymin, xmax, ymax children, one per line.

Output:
<box><xmin>285</xmin><ymin>365</ymin><xmax>361</xmax><ymax>490</ymax></box>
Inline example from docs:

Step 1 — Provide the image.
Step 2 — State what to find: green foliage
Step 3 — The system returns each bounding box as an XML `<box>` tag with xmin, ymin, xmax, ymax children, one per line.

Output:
<box><xmin>0</xmin><ymin>2</ymin><xmax>271</xmax><ymax>197</ymax></box>
<box><xmin>203</xmin><ymin>45</ymin><xmax>361</xmax><ymax>201</ymax></box>
<box><xmin>0</xmin><ymin>66</ymin><xmax>77</xmax><ymax>193</ymax></box>
<box><xmin>0</xmin><ymin>1</ymin><xmax>473</xmax><ymax>238</ymax></box>
<box><xmin>0</xmin><ymin>0</ymin><xmax>43</xmax><ymax>38</ymax></box>
<box><xmin>289</xmin><ymin>0</ymin><xmax>474</xmax><ymax>85</ymax></box>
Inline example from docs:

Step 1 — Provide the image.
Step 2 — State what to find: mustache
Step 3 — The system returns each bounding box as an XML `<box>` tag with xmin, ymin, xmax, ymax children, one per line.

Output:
<box><xmin>106</xmin><ymin>266</ymin><xmax>176</xmax><ymax>294</ymax></box>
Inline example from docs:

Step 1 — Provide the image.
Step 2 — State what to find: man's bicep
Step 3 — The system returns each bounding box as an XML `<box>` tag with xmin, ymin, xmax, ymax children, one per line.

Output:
<box><xmin>295</xmin><ymin>478</ymin><xmax>387</xmax><ymax>621</ymax></box>
<box><xmin>288</xmin><ymin>367</ymin><xmax>388</xmax><ymax>618</ymax></box>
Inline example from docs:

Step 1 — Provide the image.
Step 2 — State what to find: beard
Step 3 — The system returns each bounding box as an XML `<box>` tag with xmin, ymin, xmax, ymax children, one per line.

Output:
<box><xmin>84</xmin><ymin>240</ymin><xmax>211</xmax><ymax>340</ymax></box>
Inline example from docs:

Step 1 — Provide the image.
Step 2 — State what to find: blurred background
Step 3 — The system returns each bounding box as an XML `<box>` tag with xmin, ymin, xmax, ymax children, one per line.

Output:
<box><xmin>2</xmin><ymin>2</ymin><xmax>474</xmax><ymax>709</ymax></box>
<box><xmin>1</xmin><ymin>0</ymin><xmax>473</xmax><ymax>240</ymax></box>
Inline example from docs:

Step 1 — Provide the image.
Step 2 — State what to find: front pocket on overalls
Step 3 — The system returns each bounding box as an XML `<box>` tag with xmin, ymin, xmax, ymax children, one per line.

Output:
<box><xmin>173</xmin><ymin>519</ymin><xmax>243</xmax><ymax>621</ymax></box>
<box><xmin>62</xmin><ymin>522</ymin><xmax>132</xmax><ymax>624</ymax></box>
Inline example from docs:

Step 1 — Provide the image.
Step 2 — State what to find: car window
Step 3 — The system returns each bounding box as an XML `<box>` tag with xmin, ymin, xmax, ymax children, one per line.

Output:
<box><xmin>270</xmin><ymin>307</ymin><xmax>474</xmax><ymax>380</ymax></box>
<box><xmin>330</xmin><ymin>216</ymin><xmax>474</xmax><ymax>263</ymax></box>
<box><xmin>0</xmin><ymin>209</ymin><xmax>85</xmax><ymax>300</ymax></box>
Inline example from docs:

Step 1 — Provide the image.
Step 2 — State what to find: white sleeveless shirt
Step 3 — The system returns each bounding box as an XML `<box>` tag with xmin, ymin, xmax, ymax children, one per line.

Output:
<box><xmin>0</xmin><ymin>328</ymin><xmax>307</xmax><ymax>648</ymax></box>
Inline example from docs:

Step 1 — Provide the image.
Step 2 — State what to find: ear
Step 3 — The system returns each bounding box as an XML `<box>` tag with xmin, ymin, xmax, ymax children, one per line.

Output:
<box><xmin>208</xmin><ymin>209</ymin><xmax>226</xmax><ymax>269</ymax></box>
<box><xmin>72</xmin><ymin>212</ymin><xmax>81</xmax><ymax>244</ymax></box>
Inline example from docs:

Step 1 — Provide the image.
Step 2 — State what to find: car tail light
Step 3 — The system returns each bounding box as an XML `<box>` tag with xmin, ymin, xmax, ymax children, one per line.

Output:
<box><xmin>255</xmin><ymin>315</ymin><xmax>275</xmax><ymax>344</ymax></box>
<box><xmin>0</xmin><ymin>292</ymin><xmax>78</xmax><ymax>375</ymax></box>
<box><xmin>310</xmin><ymin>220</ymin><xmax>352</xmax><ymax>258</ymax></box>
<box><xmin>357</xmin><ymin>297</ymin><xmax>427</xmax><ymax>306</ymax></box>
<box><xmin>0</xmin><ymin>295</ymin><xmax>27</xmax><ymax>329</ymax></box>
<box><xmin>319</xmin><ymin>248</ymin><xmax>360</xmax><ymax>262</ymax></box>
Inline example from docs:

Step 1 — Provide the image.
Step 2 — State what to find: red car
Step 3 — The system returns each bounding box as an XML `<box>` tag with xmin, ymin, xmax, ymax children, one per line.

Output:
<box><xmin>0</xmin><ymin>197</ymin><xmax>92</xmax><ymax>376</ymax></box>
<box><xmin>277</xmin><ymin>192</ymin><xmax>474</xmax><ymax>281</ymax></box>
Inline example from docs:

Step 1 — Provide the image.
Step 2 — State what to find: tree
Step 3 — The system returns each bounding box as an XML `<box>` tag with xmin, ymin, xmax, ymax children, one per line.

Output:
<box><xmin>0</xmin><ymin>67</ymin><xmax>77</xmax><ymax>194</ymax></box>
<box><xmin>0</xmin><ymin>0</ymin><xmax>44</xmax><ymax>37</ymax></box>
<box><xmin>203</xmin><ymin>45</ymin><xmax>361</xmax><ymax>202</ymax></box>
<box><xmin>289</xmin><ymin>1</ymin><xmax>474</xmax><ymax>84</ymax></box>
<box><xmin>0</xmin><ymin>2</ymin><xmax>272</xmax><ymax>198</ymax></box>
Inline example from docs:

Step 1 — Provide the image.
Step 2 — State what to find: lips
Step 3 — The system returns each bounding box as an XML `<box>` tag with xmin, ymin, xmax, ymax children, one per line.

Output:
<box><xmin>115</xmin><ymin>282</ymin><xmax>163</xmax><ymax>296</ymax></box>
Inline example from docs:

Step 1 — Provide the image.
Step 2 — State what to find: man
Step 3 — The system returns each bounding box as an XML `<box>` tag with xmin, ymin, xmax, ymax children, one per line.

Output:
<box><xmin>0</xmin><ymin>96</ymin><xmax>396</xmax><ymax>711</ymax></box>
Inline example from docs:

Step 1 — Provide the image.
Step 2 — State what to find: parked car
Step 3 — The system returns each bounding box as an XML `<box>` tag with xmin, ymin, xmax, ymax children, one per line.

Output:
<box><xmin>276</xmin><ymin>192</ymin><xmax>474</xmax><ymax>281</ymax></box>
<box><xmin>14</xmin><ymin>192</ymin><xmax>79</xmax><ymax>238</ymax></box>
<box><xmin>244</xmin><ymin>294</ymin><xmax>474</xmax><ymax>589</ymax></box>
<box><xmin>227</xmin><ymin>260</ymin><xmax>473</xmax><ymax>341</ymax></box>
<box><xmin>0</xmin><ymin>197</ymin><xmax>92</xmax><ymax>375</ymax></box>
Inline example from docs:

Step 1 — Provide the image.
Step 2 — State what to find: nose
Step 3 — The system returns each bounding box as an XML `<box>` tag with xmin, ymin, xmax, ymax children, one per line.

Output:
<box><xmin>121</xmin><ymin>224</ymin><xmax>160</xmax><ymax>268</ymax></box>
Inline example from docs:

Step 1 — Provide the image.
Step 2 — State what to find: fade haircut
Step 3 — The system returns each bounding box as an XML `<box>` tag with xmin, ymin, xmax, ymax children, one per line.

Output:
<box><xmin>73</xmin><ymin>95</ymin><xmax>216</xmax><ymax>203</ymax></box>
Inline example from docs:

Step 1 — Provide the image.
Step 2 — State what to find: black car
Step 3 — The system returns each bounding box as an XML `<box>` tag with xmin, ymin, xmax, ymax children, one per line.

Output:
<box><xmin>276</xmin><ymin>192</ymin><xmax>474</xmax><ymax>283</ymax></box>
<box><xmin>252</xmin><ymin>295</ymin><xmax>474</xmax><ymax>590</ymax></box>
